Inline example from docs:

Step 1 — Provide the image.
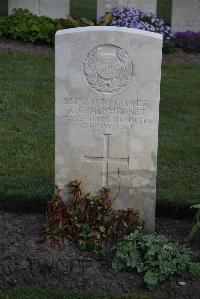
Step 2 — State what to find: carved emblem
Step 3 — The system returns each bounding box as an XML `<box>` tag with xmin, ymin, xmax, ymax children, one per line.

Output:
<box><xmin>83</xmin><ymin>45</ymin><xmax>133</xmax><ymax>93</ymax></box>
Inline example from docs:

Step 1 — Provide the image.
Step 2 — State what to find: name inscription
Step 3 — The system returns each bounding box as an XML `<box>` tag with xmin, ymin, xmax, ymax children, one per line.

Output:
<box><xmin>61</xmin><ymin>97</ymin><xmax>153</xmax><ymax>130</ymax></box>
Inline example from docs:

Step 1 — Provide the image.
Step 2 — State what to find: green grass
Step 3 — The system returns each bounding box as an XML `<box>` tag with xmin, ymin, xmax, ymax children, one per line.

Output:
<box><xmin>0</xmin><ymin>289</ymin><xmax>152</xmax><ymax>299</ymax></box>
<box><xmin>0</xmin><ymin>53</ymin><xmax>54</xmax><ymax>210</ymax></box>
<box><xmin>0</xmin><ymin>53</ymin><xmax>199</xmax><ymax>211</ymax></box>
<box><xmin>157</xmin><ymin>63</ymin><xmax>200</xmax><ymax>208</ymax></box>
<box><xmin>0</xmin><ymin>0</ymin><xmax>7</xmax><ymax>16</ymax></box>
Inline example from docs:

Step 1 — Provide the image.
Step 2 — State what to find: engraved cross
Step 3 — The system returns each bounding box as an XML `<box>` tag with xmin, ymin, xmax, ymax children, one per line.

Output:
<box><xmin>84</xmin><ymin>134</ymin><xmax>129</xmax><ymax>187</ymax></box>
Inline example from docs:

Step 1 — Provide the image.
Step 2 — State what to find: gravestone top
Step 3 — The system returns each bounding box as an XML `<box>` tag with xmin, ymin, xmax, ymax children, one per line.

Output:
<box><xmin>56</xmin><ymin>25</ymin><xmax>162</xmax><ymax>38</ymax></box>
<box><xmin>55</xmin><ymin>26</ymin><xmax>163</xmax><ymax>233</ymax></box>
<box><xmin>172</xmin><ymin>0</ymin><xmax>200</xmax><ymax>32</ymax></box>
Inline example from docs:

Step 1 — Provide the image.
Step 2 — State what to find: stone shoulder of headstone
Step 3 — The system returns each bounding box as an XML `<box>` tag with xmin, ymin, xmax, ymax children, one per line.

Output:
<box><xmin>55</xmin><ymin>26</ymin><xmax>163</xmax><ymax>233</ymax></box>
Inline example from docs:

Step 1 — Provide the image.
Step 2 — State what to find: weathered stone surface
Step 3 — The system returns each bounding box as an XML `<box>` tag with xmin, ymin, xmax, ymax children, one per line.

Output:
<box><xmin>40</xmin><ymin>0</ymin><xmax>70</xmax><ymax>19</ymax></box>
<box><xmin>8</xmin><ymin>0</ymin><xmax>39</xmax><ymax>15</ymax></box>
<box><xmin>55</xmin><ymin>26</ymin><xmax>162</xmax><ymax>232</ymax></box>
<box><xmin>97</xmin><ymin>0</ymin><xmax>157</xmax><ymax>21</ymax></box>
<box><xmin>8</xmin><ymin>0</ymin><xmax>70</xmax><ymax>18</ymax></box>
<box><xmin>172</xmin><ymin>0</ymin><xmax>200</xmax><ymax>32</ymax></box>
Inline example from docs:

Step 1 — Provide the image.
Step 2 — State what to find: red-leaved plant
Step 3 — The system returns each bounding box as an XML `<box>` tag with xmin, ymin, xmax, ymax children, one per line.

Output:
<box><xmin>45</xmin><ymin>180</ymin><xmax>141</xmax><ymax>250</ymax></box>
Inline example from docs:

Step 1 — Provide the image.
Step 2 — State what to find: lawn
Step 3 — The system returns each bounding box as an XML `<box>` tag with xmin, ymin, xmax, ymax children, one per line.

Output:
<box><xmin>0</xmin><ymin>289</ymin><xmax>152</xmax><ymax>299</ymax></box>
<box><xmin>0</xmin><ymin>53</ymin><xmax>54</xmax><ymax>211</ymax></box>
<box><xmin>0</xmin><ymin>52</ymin><xmax>199</xmax><ymax>211</ymax></box>
<box><xmin>157</xmin><ymin>63</ymin><xmax>200</xmax><ymax>208</ymax></box>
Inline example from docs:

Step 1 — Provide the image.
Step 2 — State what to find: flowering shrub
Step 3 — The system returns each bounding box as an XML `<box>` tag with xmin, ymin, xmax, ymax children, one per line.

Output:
<box><xmin>175</xmin><ymin>31</ymin><xmax>200</xmax><ymax>53</ymax></box>
<box><xmin>100</xmin><ymin>7</ymin><xmax>175</xmax><ymax>52</ymax></box>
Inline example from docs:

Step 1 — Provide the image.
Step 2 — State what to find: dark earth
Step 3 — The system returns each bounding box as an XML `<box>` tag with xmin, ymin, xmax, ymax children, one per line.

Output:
<box><xmin>0</xmin><ymin>212</ymin><xmax>199</xmax><ymax>299</ymax></box>
<box><xmin>0</xmin><ymin>37</ymin><xmax>199</xmax><ymax>298</ymax></box>
<box><xmin>1</xmin><ymin>36</ymin><xmax>200</xmax><ymax>64</ymax></box>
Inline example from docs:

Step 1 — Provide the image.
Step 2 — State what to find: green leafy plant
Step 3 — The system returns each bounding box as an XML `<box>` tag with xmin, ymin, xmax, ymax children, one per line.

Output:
<box><xmin>112</xmin><ymin>232</ymin><xmax>200</xmax><ymax>287</ymax></box>
<box><xmin>0</xmin><ymin>9</ymin><xmax>57</xmax><ymax>44</ymax></box>
<box><xmin>44</xmin><ymin>181</ymin><xmax>140</xmax><ymax>251</ymax></box>
<box><xmin>0</xmin><ymin>9</ymin><xmax>94</xmax><ymax>44</ymax></box>
<box><xmin>188</xmin><ymin>204</ymin><xmax>200</xmax><ymax>241</ymax></box>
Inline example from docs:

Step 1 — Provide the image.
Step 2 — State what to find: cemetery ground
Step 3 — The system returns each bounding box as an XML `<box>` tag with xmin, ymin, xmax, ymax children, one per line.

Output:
<box><xmin>0</xmin><ymin>41</ymin><xmax>199</xmax><ymax>298</ymax></box>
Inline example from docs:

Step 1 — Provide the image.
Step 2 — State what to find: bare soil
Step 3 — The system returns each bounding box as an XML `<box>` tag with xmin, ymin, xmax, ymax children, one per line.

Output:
<box><xmin>163</xmin><ymin>49</ymin><xmax>200</xmax><ymax>64</ymax></box>
<box><xmin>0</xmin><ymin>37</ymin><xmax>53</xmax><ymax>54</ymax></box>
<box><xmin>0</xmin><ymin>37</ymin><xmax>200</xmax><ymax>64</ymax></box>
<box><xmin>0</xmin><ymin>211</ymin><xmax>199</xmax><ymax>299</ymax></box>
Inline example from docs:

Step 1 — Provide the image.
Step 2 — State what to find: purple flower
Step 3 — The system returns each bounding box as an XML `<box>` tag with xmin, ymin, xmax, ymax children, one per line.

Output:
<box><xmin>175</xmin><ymin>31</ymin><xmax>200</xmax><ymax>52</ymax></box>
<box><xmin>100</xmin><ymin>6</ymin><xmax>174</xmax><ymax>46</ymax></box>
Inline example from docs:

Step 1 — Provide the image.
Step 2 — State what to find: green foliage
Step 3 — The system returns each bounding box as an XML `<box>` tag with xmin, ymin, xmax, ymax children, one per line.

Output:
<box><xmin>45</xmin><ymin>181</ymin><xmax>140</xmax><ymax>251</ymax></box>
<box><xmin>0</xmin><ymin>9</ymin><xmax>56</xmax><ymax>44</ymax></box>
<box><xmin>112</xmin><ymin>232</ymin><xmax>200</xmax><ymax>287</ymax></box>
<box><xmin>0</xmin><ymin>9</ymin><xmax>94</xmax><ymax>44</ymax></box>
<box><xmin>188</xmin><ymin>204</ymin><xmax>200</xmax><ymax>241</ymax></box>
<box><xmin>162</xmin><ymin>39</ymin><xmax>176</xmax><ymax>54</ymax></box>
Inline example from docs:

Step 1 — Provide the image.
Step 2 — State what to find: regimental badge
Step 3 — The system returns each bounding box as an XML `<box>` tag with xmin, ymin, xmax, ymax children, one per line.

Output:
<box><xmin>83</xmin><ymin>45</ymin><xmax>133</xmax><ymax>93</ymax></box>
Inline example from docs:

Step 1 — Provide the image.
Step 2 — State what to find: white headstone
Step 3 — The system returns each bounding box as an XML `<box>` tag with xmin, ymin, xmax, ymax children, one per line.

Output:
<box><xmin>40</xmin><ymin>0</ymin><xmax>70</xmax><ymax>19</ymax></box>
<box><xmin>97</xmin><ymin>0</ymin><xmax>157</xmax><ymax>21</ymax></box>
<box><xmin>55</xmin><ymin>26</ymin><xmax>162</xmax><ymax>233</ymax></box>
<box><xmin>8</xmin><ymin>0</ymin><xmax>39</xmax><ymax>15</ymax></box>
<box><xmin>8</xmin><ymin>0</ymin><xmax>70</xmax><ymax>19</ymax></box>
<box><xmin>172</xmin><ymin>0</ymin><xmax>200</xmax><ymax>32</ymax></box>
